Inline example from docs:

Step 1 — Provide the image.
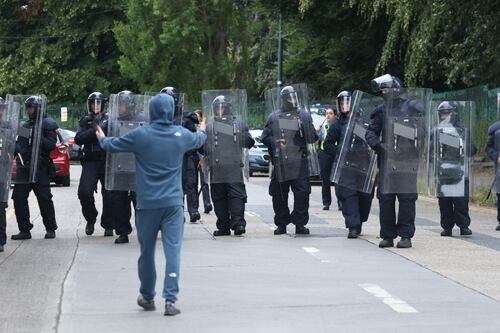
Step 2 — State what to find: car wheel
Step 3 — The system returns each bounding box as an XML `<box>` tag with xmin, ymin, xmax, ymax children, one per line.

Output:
<box><xmin>61</xmin><ymin>175</ymin><xmax>70</xmax><ymax>187</ymax></box>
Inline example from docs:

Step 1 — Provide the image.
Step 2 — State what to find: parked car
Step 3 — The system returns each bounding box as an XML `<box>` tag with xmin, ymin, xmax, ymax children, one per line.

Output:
<box><xmin>59</xmin><ymin>128</ymin><xmax>80</xmax><ymax>161</ymax></box>
<box><xmin>11</xmin><ymin>129</ymin><xmax>71</xmax><ymax>187</ymax></box>
<box><xmin>248</xmin><ymin>129</ymin><xmax>269</xmax><ymax>176</ymax></box>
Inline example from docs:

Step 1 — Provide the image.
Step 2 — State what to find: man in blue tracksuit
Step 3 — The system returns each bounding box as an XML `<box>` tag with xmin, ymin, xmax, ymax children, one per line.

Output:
<box><xmin>97</xmin><ymin>94</ymin><xmax>206</xmax><ymax>316</ymax></box>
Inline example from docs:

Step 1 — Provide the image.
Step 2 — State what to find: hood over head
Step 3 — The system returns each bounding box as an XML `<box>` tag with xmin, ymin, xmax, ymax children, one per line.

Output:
<box><xmin>149</xmin><ymin>94</ymin><xmax>174</xmax><ymax>125</ymax></box>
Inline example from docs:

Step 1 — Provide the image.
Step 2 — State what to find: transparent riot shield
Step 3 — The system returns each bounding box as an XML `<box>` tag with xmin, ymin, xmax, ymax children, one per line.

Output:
<box><xmin>380</xmin><ymin>88</ymin><xmax>432</xmax><ymax>194</ymax></box>
<box><xmin>202</xmin><ymin>89</ymin><xmax>249</xmax><ymax>184</ymax></box>
<box><xmin>7</xmin><ymin>95</ymin><xmax>45</xmax><ymax>184</ymax></box>
<box><xmin>496</xmin><ymin>131</ymin><xmax>500</xmax><ymax>194</ymax></box>
<box><xmin>0</xmin><ymin>100</ymin><xmax>19</xmax><ymax>201</ymax></box>
<box><xmin>105</xmin><ymin>93</ymin><xmax>151</xmax><ymax>191</ymax></box>
<box><xmin>264</xmin><ymin>83</ymin><xmax>320</xmax><ymax>182</ymax></box>
<box><xmin>331</xmin><ymin>91</ymin><xmax>379</xmax><ymax>193</ymax></box>
<box><xmin>430</xmin><ymin>100</ymin><xmax>474</xmax><ymax>197</ymax></box>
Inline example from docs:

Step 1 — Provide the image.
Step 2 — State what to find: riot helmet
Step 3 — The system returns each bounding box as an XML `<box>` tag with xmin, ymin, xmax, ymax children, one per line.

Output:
<box><xmin>87</xmin><ymin>92</ymin><xmax>107</xmax><ymax>115</ymax></box>
<box><xmin>160</xmin><ymin>86</ymin><xmax>180</xmax><ymax>105</ymax></box>
<box><xmin>371</xmin><ymin>74</ymin><xmax>403</xmax><ymax>99</ymax></box>
<box><xmin>337</xmin><ymin>91</ymin><xmax>352</xmax><ymax>115</ymax></box>
<box><xmin>117</xmin><ymin>90</ymin><xmax>135</xmax><ymax>119</ymax></box>
<box><xmin>280</xmin><ymin>86</ymin><xmax>299</xmax><ymax>111</ymax></box>
<box><xmin>212</xmin><ymin>95</ymin><xmax>231</xmax><ymax>117</ymax></box>
<box><xmin>24</xmin><ymin>95</ymin><xmax>43</xmax><ymax>120</ymax></box>
<box><xmin>437</xmin><ymin>101</ymin><xmax>459</xmax><ymax>124</ymax></box>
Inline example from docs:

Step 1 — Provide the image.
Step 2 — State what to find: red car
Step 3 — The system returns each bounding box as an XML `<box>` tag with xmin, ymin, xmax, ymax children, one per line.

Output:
<box><xmin>51</xmin><ymin>129</ymin><xmax>71</xmax><ymax>186</ymax></box>
<box><xmin>11</xmin><ymin>129</ymin><xmax>71</xmax><ymax>187</ymax></box>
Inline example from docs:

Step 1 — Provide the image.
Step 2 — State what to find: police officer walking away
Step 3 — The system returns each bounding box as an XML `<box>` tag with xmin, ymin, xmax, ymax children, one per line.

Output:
<box><xmin>11</xmin><ymin>96</ymin><xmax>59</xmax><ymax>240</ymax></box>
<box><xmin>486</xmin><ymin>119</ymin><xmax>500</xmax><ymax>231</ymax></box>
<box><xmin>317</xmin><ymin>106</ymin><xmax>336</xmax><ymax>210</ymax></box>
<box><xmin>75</xmin><ymin>92</ymin><xmax>114</xmax><ymax>237</ymax></box>
<box><xmin>365</xmin><ymin>75</ymin><xmax>430</xmax><ymax>248</ymax></box>
<box><xmin>261</xmin><ymin>85</ymin><xmax>319</xmax><ymax>235</ymax></box>
<box><xmin>325</xmin><ymin>91</ymin><xmax>375</xmax><ymax>238</ymax></box>
<box><xmin>204</xmin><ymin>92</ymin><xmax>254</xmax><ymax>236</ymax></box>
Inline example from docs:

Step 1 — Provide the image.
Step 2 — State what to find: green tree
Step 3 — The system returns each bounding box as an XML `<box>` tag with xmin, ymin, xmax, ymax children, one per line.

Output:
<box><xmin>0</xmin><ymin>1</ymin><xmax>128</xmax><ymax>103</ymax></box>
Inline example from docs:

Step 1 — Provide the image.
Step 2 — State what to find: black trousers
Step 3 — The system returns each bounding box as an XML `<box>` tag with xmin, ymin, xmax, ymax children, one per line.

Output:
<box><xmin>109</xmin><ymin>190</ymin><xmax>133</xmax><ymax>236</ymax></box>
<box><xmin>0</xmin><ymin>202</ymin><xmax>6</xmax><ymax>245</ymax></box>
<box><xmin>12</xmin><ymin>166</ymin><xmax>57</xmax><ymax>233</ymax></box>
<box><xmin>269</xmin><ymin>175</ymin><xmax>310</xmax><ymax>228</ymax></box>
<box><xmin>336</xmin><ymin>185</ymin><xmax>373</xmax><ymax>229</ymax></box>
<box><xmin>198</xmin><ymin>169</ymin><xmax>211</xmax><ymax>208</ymax></box>
<box><xmin>318</xmin><ymin>150</ymin><xmax>334</xmax><ymax>207</ymax></box>
<box><xmin>438</xmin><ymin>196</ymin><xmax>471</xmax><ymax>230</ymax></box>
<box><xmin>211</xmin><ymin>182</ymin><xmax>247</xmax><ymax>230</ymax></box>
<box><xmin>377</xmin><ymin>190</ymin><xmax>417</xmax><ymax>239</ymax></box>
<box><xmin>182</xmin><ymin>154</ymin><xmax>198</xmax><ymax>215</ymax></box>
<box><xmin>77</xmin><ymin>159</ymin><xmax>113</xmax><ymax>230</ymax></box>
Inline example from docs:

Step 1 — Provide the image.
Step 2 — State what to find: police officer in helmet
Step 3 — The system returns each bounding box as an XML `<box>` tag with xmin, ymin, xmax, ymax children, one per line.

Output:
<box><xmin>261</xmin><ymin>85</ymin><xmax>318</xmax><ymax>235</ymax></box>
<box><xmin>434</xmin><ymin>101</ymin><xmax>474</xmax><ymax>236</ymax></box>
<box><xmin>75</xmin><ymin>92</ymin><xmax>114</xmax><ymax>238</ymax></box>
<box><xmin>11</xmin><ymin>96</ymin><xmax>59</xmax><ymax>240</ymax></box>
<box><xmin>365</xmin><ymin>74</ymin><xmax>424</xmax><ymax>248</ymax></box>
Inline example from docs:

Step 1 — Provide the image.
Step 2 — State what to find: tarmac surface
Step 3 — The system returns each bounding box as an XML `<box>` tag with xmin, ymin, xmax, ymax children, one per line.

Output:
<box><xmin>1</xmin><ymin>165</ymin><xmax>500</xmax><ymax>332</ymax></box>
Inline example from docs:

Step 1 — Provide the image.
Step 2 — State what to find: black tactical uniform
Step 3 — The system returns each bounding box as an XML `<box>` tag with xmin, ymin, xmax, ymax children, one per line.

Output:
<box><xmin>75</xmin><ymin>92</ymin><xmax>114</xmax><ymax>237</ymax></box>
<box><xmin>485</xmin><ymin>120</ymin><xmax>500</xmax><ymax>231</ymax></box>
<box><xmin>261</xmin><ymin>86</ymin><xmax>318</xmax><ymax>235</ymax></box>
<box><xmin>12</xmin><ymin>96</ymin><xmax>58</xmax><ymax>240</ymax></box>
<box><xmin>324</xmin><ymin>91</ymin><xmax>374</xmax><ymax>239</ymax></box>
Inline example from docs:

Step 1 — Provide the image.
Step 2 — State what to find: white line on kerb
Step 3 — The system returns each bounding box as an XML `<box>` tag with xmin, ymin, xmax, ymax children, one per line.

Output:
<box><xmin>359</xmin><ymin>283</ymin><xmax>418</xmax><ymax>314</ymax></box>
<box><xmin>302</xmin><ymin>247</ymin><xmax>330</xmax><ymax>263</ymax></box>
<box><xmin>244</xmin><ymin>211</ymin><xmax>255</xmax><ymax>217</ymax></box>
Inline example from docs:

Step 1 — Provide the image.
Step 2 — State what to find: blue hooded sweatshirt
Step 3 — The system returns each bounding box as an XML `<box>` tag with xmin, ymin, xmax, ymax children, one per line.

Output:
<box><xmin>98</xmin><ymin>94</ymin><xmax>206</xmax><ymax>210</ymax></box>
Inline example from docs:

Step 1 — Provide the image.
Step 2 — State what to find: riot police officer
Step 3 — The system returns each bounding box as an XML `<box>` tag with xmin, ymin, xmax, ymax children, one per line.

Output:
<box><xmin>365</xmin><ymin>75</ymin><xmax>427</xmax><ymax>248</ymax></box>
<box><xmin>485</xmin><ymin>119</ymin><xmax>500</xmax><ymax>231</ymax></box>
<box><xmin>75</xmin><ymin>92</ymin><xmax>114</xmax><ymax>238</ymax></box>
<box><xmin>207</xmin><ymin>95</ymin><xmax>254</xmax><ymax>236</ymax></box>
<box><xmin>433</xmin><ymin>101</ymin><xmax>474</xmax><ymax>236</ymax></box>
<box><xmin>325</xmin><ymin>91</ymin><xmax>374</xmax><ymax>239</ymax></box>
<box><xmin>261</xmin><ymin>85</ymin><xmax>318</xmax><ymax>235</ymax></box>
<box><xmin>11</xmin><ymin>96</ymin><xmax>58</xmax><ymax>240</ymax></box>
<box><xmin>0</xmin><ymin>97</ymin><xmax>8</xmax><ymax>252</ymax></box>
<box><xmin>160</xmin><ymin>86</ymin><xmax>201</xmax><ymax>222</ymax></box>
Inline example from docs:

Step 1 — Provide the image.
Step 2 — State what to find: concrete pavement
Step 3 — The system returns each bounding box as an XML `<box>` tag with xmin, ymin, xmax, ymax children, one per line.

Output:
<box><xmin>1</xmin><ymin>166</ymin><xmax>500</xmax><ymax>332</ymax></box>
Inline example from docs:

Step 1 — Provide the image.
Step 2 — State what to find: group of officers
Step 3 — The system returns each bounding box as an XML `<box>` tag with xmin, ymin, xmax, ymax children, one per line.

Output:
<box><xmin>1</xmin><ymin>73</ymin><xmax>500</xmax><ymax>253</ymax></box>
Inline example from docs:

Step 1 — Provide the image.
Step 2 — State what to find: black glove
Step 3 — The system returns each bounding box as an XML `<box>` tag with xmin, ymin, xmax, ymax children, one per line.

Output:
<box><xmin>374</xmin><ymin>144</ymin><xmax>384</xmax><ymax>155</ymax></box>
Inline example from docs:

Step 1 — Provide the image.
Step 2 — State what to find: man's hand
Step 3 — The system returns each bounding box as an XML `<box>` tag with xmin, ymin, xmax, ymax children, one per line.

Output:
<box><xmin>95</xmin><ymin>125</ymin><xmax>106</xmax><ymax>139</ymax></box>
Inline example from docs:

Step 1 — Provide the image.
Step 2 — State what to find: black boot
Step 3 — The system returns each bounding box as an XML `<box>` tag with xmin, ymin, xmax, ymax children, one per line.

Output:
<box><xmin>440</xmin><ymin>229</ymin><xmax>452</xmax><ymax>237</ymax></box>
<box><xmin>45</xmin><ymin>231</ymin><xmax>56</xmax><ymax>239</ymax></box>
<box><xmin>496</xmin><ymin>223</ymin><xmax>500</xmax><ymax>231</ymax></box>
<box><xmin>115</xmin><ymin>235</ymin><xmax>129</xmax><ymax>244</ymax></box>
<box><xmin>234</xmin><ymin>225</ymin><xmax>246</xmax><ymax>236</ymax></box>
<box><xmin>273</xmin><ymin>226</ymin><xmax>287</xmax><ymax>235</ymax></box>
<box><xmin>190</xmin><ymin>212</ymin><xmax>201</xmax><ymax>223</ymax></box>
<box><xmin>85</xmin><ymin>222</ymin><xmax>95</xmax><ymax>236</ymax></box>
<box><xmin>378</xmin><ymin>238</ymin><xmax>394</xmax><ymax>248</ymax></box>
<box><xmin>204</xmin><ymin>205</ymin><xmax>213</xmax><ymax>214</ymax></box>
<box><xmin>460</xmin><ymin>227</ymin><xmax>472</xmax><ymax>236</ymax></box>
<box><xmin>213</xmin><ymin>229</ymin><xmax>231</xmax><ymax>236</ymax></box>
<box><xmin>0</xmin><ymin>244</ymin><xmax>4</xmax><ymax>252</ymax></box>
<box><xmin>347</xmin><ymin>228</ymin><xmax>360</xmax><ymax>239</ymax></box>
<box><xmin>11</xmin><ymin>231</ymin><xmax>32</xmax><ymax>240</ymax></box>
<box><xmin>104</xmin><ymin>229</ymin><xmax>114</xmax><ymax>237</ymax></box>
<box><xmin>322</xmin><ymin>206</ymin><xmax>329</xmax><ymax>211</ymax></box>
<box><xmin>295</xmin><ymin>226</ymin><xmax>310</xmax><ymax>235</ymax></box>
<box><xmin>397</xmin><ymin>237</ymin><xmax>412</xmax><ymax>248</ymax></box>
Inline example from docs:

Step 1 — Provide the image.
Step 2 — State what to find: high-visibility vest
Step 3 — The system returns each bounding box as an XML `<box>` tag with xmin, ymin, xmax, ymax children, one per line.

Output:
<box><xmin>320</xmin><ymin>122</ymin><xmax>329</xmax><ymax>151</ymax></box>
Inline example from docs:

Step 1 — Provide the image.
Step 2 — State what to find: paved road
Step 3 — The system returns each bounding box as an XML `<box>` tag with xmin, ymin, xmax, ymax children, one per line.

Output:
<box><xmin>1</xmin><ymin>166</ymin><xmax>500</xmax><ymax>332</ymax></box>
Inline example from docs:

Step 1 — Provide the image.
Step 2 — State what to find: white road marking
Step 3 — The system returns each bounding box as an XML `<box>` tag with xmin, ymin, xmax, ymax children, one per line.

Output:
<box><xmin>245</xmin><ymin>211</ymin><xmax>255</xmax><ymax>217</ymax></box>
<box><xmin>302</xmin><ymin>247</ymin><xmax>330</xmax><ymax>263</ymax></box>
<box><xmin>359</xmin><ymin>283</ymin><xmax>418</xmax><ymax>314</ymax></box>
